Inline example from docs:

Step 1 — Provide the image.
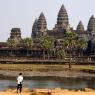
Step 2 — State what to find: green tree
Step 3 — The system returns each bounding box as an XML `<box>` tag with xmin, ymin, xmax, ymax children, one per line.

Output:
<box><xmin>56</xmin><ymin>49</ymin><xmax>65</xmax><ymax>59</ymax></box>
<box><xmin>7</xmin><ymin>38</ymin><xmax>17</xmax><ymax>48</ymax></box>
<box><xmin>63</xmin><ymin>30</ymin><xmax>88</xmax><ymax>68</ymax></box>
<box><xmin>63</xmin><ymin>30</ymin><xmax>77</xmax><ymax>68</ymax></box>
<box><xmin>76</xmin><ymin>38</ymin><xmax>87</xmax><ymax>56</ymax></box>
<box><xmin>23</xmin><ymin>37</ymin><xmax>33</xmax><ymax>56</ymax></box>
<box><xmin>23</xmin><ymin>37</ymin><xmax>33</xmax><ymax>48</ymax></box>
<box><xmin>40</xmin><ymin>36</ymin><xmax>54</xmax><ymax>59</ymax></box>
<box><xmin>7</xmin><ymin>38</ymin><xmax>17</xmax><ymax>56</ymax></box>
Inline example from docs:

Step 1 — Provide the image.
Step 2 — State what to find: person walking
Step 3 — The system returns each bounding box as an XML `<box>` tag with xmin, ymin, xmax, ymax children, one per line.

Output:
<box><xmin>17</xmin><ymin>73</ymin><xmax>23</xmax><ymax>93</ymax></box>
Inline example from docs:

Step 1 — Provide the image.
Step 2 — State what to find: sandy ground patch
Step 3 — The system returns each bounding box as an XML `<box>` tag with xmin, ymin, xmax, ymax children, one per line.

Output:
<box><xmin>0</xmin><ymin>88</ymin><xmax>95</xmax><ymax>95</ymax></box>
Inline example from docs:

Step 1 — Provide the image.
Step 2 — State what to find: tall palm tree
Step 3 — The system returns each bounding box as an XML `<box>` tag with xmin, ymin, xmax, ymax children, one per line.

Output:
<box><xmin>40</xmin><ymin>36</ymin><xmax>54</xmax><ymax>59</ymax></box>
<box><xmin>23</xmin><ymin>37</ymin><xmax>33</xmax><ymax>48</ymax></box>
<box><xmin>23</xmin><ymin>37</ymin><xmax>33</xmax><ymax>56</ymax></box>
<box><xmin>76</xmin><ymin>38</ymin><xmax>87</xmax><ymax>56</ymax></box>
<box><xmin>56</xmin><ymin>49</ymin><xmax>65</xmax><ymax>59</ymax></box>
<box><xmin>63</xmin><ymin>30</ymin><xmax>77</xmax><ymax>68</ymax></box>
<box><xmin>7</xmin><ymin>38</ymin><xmax>17</xmax><ymax>56</ymax></box>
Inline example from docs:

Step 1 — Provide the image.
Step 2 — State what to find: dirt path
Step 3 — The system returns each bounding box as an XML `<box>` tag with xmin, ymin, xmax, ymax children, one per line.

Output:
<box><xmin>0</xmin><ymin>88</ymin><xmax>95</xmax><ymax>95</ymax></box>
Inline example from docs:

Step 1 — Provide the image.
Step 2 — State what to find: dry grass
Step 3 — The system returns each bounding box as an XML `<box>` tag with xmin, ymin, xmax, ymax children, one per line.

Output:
<box><xmin>31</xmin><ymin>92</ymin><xmax>48</xmax><ymax>95</ymax></box>
<box><xmin>0</xmin><ymin>64</ymin><xmax>95</xmax><ymax>71</ymax></box>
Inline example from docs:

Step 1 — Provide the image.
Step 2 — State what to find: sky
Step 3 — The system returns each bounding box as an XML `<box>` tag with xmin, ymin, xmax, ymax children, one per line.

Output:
<box><xmin>0</xmin><ymin>0</ymin><xmax>95</xmax><ymax>42</ymax></box>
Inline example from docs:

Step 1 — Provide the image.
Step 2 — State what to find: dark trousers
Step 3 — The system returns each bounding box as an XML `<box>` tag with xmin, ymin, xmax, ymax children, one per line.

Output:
<box><xmin>17</xmin><ymin>83</ymin><xmax>22</xmax><ymax>93</ymax></box>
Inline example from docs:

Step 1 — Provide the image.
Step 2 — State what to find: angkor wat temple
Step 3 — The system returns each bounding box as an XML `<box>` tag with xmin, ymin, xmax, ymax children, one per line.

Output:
<box><xmin>0</xmin><ymin>4</ymin><xmax>95</xmax><ymax>63</ymax></box>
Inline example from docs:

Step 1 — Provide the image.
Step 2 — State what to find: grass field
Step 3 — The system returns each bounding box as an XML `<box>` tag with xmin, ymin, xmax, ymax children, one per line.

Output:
<box><xmin>0</xmin><ymin>64</ymin><xmax>95</xmax><ymax>71</ymax></box>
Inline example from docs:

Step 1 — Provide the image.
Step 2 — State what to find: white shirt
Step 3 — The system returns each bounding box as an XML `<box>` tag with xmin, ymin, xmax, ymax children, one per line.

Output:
<box><xmin>17</xmin><ymin>75</ymin><xmax>23</xmax><ymax>84</ymax></box>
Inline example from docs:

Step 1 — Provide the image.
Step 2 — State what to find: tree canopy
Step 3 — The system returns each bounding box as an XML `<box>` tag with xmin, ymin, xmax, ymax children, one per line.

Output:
<box><xmin>7</xmin><ymin>38</ymin><xmax>17</xmax><ymax>48</ymax></box>
<box><xmin>23</xmin><ymin>37</ymin><xmax>33</xmax><ymax>48</ymax></box>
<box><xmin>40</xmin><ymin>36</ymin><xmax>54</xmax><ymax>50</ymax></box>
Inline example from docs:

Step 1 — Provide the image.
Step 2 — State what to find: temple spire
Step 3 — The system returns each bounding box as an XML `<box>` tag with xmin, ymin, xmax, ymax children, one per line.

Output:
<box><xmin>32</xmin><ymin>19</ymin><xmax>38</xmax><ymax>38</ymax></box>
<box><xmin>57</xmin><ymin>4</ymin><xmax>69</xmax><ymax>29</ymax></box>
<box><xmin>77</xmin><ymin>21</ymin><xmax>84</xmax><ymax>32</ymax></box>
<box><xmin>10</xmin><ymin>28</ymin><xmax>21</xmax><ymax>39</ymax></box>
<box><xmin>60</xmin><ymin>4</ymin><xmax>66</xmax><ymax>11</ymax></box>
<box><xmin>87</xmin><ymin>15</ymin><xmax>95</xmax><ymax>32</ymax></box>
<box><xmin>37</xmin><ymin>12</ymin><xmax>47</xmax><ymax>36</ymax></box>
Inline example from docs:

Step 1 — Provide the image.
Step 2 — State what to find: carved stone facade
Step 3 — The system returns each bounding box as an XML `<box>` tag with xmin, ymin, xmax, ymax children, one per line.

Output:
<box><xmin>9</xmin><ymin>28</ymin><xmax>22</xmax><ymax>43</ymax></box>
<box><xmin>0</xmin><ymin>4</ymin><xmax>95</xmax><ymax>59</ymax></box>
<box><xmin>87</xmin><ymin>15</ymin><xmax>95</xmax><ymax>41</ymax></box>
<box><xmin>31</xmin><ymin>4</ymin><xmax>95</xmax><ymax>42</ymax></box>
<box><xmin>32</xmin><ymin>12</ymin><xmax>47</xmax><ymax>38</ymax></box>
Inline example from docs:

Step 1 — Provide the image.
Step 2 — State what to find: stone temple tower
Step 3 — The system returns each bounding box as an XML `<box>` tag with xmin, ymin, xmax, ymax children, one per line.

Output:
<box><xmin>32</xmin><ymin>19</ymin><xmax>38</xmax><ymax>38</ymax></box>
<box><xmin>9</xmin><ymin>28</ymin><xmax>22</xmax><ymax>41</ymax></box>
<box><xmin>76</xmin><ymin>21</ymin><xmax>87</xmax><ymax>39</ymax></box>
<box><xmin>37</xmin><ymin>12</ymin><xmax>47</xmax><ymax>37</ymax></box>
<box><xmin>87</xmin><ymin>15</ymin><xmax>95</xmax><ymax>33</ymax></box>
<box><xmin>77</xmin><ymin>21</ymin><xmax>84</xmax><ymax>32</ymax></box>
<box><xmin>87</xmin><ymin>15</ymin><xmax>95</xmax><ymax>41</ymax></box>
<box><xmin>56</xmin><ymin>4</ymin><xmax>69</xmax><ymax>30</ymax></box>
